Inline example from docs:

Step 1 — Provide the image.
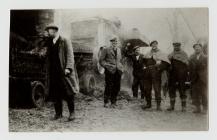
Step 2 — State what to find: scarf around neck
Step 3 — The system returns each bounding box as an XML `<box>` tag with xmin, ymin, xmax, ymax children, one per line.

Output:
<box><xmin>145</xmin><ymin>48</ymin><xmax>170</xmax><ymax>64</ymax></box>
<box><xmin>168</xmin><ymin>50</ymin><xmax>189</xmax><ymax>65</ymax></box>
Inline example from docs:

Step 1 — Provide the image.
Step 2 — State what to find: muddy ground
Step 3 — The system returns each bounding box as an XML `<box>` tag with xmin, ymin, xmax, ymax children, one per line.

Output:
<box><xmin>9</xmin><ymin>87</ymin><xmax>208</xmax><ymax>132</ymax></box>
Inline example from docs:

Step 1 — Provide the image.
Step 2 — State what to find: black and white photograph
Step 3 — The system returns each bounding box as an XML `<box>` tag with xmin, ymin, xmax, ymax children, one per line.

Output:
<box><xmin>8</xmin><ymin>8</ymin><xmax>209</xmax><ymax>132</ymax></box>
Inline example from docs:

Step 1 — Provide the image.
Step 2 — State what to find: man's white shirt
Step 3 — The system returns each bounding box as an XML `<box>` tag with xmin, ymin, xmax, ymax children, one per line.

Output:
<box><xmin>53</xmin><ymin>34</ymin><xmax>60</xmax><ymax>44</ymax></box>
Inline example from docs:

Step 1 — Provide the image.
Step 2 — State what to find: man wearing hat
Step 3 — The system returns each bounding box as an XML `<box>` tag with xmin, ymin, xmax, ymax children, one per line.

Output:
<box><xmin>143</xmin><ymin>41</ymin><xmax>170</xmax><ymax>111</ymax></box>
<box><xmin>167</xmin><ymin>42</ymin><xmax>189</xmax><ymax>112</ymax></box>
<box><xmin>129</xmin><ymin>46</ymin><xmax>146</xmax><ymax>99</ymax></box>
<box><xmin>46</xmin><ymin>24</ymin><xmax>79</xmax><ymax>121</ymax></box>
<box><xmin>189</xmin><ymin>43</ymin><xmax>208</xmax><ymax>113</ymax></box>
<box><xmin>99</xmin><ymin>35</ymin><xmax>123</xmax><ymax>108</ymax></box>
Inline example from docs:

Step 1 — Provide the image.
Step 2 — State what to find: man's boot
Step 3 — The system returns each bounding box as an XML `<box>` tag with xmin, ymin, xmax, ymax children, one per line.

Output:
<box><xmin>156</xmin><ymin>101</ymin><xmax>162</xmax><ymax>111</ymax></box>
<box><xmin>53</xmin><ymin>102</ymin><xmax>63</xmax><ymax>120</ymax></box>
<box><xmin>110</xmin><ymin>103</ymin><xmax>118</xmax><ymax>109</ymax></box>
<box><xmin>133</xmin><ymin>92</ymin><xmax>138</xmax><ymax>99</ymax></box>
<box><xmin>52</xmin><ymin>114</ymin><xmax>62</xmax><ymax>120</ymax></box>
<box><xmin>104</xmin><ymin>103</ymin><xmax>110</xmax><ymax>108</ymax></box>
<box><xmin>68</xmin><ymin>112</ymin><xmax>75</xmax><ymax>121</ymax></box>
<box><xmin>193</xmin><ymin>106</ymin><xmax>201</xmax><ymax>113</ymax></box>
<box><xmin>181</xmin><ymin>101</ymin><xmax>187</xmax><ymax>112</ymax></box>
<box><xmin>167</xmin><ymin>99</ymin><xmax>175</xmax><ymax>111</ymax></box>
<box><xmin>142</xmin><ymin>100</ymin><xmax>152</xmax><ymax>110</ymax></box>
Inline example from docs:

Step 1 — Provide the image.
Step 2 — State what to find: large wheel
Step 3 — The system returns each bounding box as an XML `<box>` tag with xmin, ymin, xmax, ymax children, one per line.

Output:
<box><xmin>80</xmin><ymin>73</ymin><xmax>96</xmax><ymax>95</ymax></box>
<box><xmin>31</xmin><ymin>81</ymin><xmax>46</xmax><ymax>108</ymax></box>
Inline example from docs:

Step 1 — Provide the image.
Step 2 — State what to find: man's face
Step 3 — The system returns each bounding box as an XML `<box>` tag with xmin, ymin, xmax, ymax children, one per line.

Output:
<box><xmin>135</xmin><ymin>47</ymin><xmax>140</xmax><ymax>55</ymax></box>
<box><xmin>174</xmin><ymin>45</ymin><xmax>181</xmax><ymax>51</ymax></box>
<box><xmin>111</xmin><ymin>40</ymin><xmax>118</xmax><ymax>48</ymax></box>
<box><xmin>194</xmin><ymin>45</ymin><xmax>203</xmax><ymax>54</ymax></box>
<box><xmin>151</xmin><ymin>42</ymin><xmax>158</xmax><ymax>50</ymax></box>
<box><xmin>47</xmin><ymin>29</ymin><xmax>57</xmax><ymax>38</ymax></box>
<box><xmin>43</xmin><ymin>31</ymin><xmax>49</xmax><ymax>37</ymax></box>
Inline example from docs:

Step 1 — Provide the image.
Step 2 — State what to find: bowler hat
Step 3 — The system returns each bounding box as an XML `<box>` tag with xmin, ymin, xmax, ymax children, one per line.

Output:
<box><xmin>45</xmin><ymin>23</ymin><xmax>59</xmax><ymax>31</ymax></box>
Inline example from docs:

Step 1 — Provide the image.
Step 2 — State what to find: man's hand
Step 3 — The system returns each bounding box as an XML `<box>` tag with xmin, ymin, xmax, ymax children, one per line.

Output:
<box><xmin>65</xmin><ymin>68</ymin><xmax>71</xmax><ymax>76</ymax></box>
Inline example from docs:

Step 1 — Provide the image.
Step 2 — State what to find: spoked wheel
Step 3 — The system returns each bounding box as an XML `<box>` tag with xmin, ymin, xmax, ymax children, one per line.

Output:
<box><xmin>31</xmin><ymin>81</ymin><xmax>46</xmax><ymax>109</ymax></box>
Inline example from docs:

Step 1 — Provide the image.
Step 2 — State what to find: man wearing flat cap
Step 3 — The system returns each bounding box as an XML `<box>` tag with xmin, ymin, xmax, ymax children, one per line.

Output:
<box><xmin>99</xmin><ymin>35</ymin><xmax>123</xmax><ymax>108</ymax></box>
<box><xmin>167</xmin><ymin>42</ymin><xmax>189</xmax><ymax>112</ymax></box>
<box><xmin>143</xmin><ymin>40</ymin><xmax>170</xmax><ymax>111</ymax></box>
<box><xmin>46</xmin><ymin>24</ymin><xmax>79</xmax><ymax>121</ymax></box>
<box><xmin>189</xmin><ymin>43</ymin><xmax>208</xmax><ymax>113</ymax></box>
<box><xmin>128</xmin><ymin>46</ymin><xmax>146</xmax><ymax>99</ymax></box>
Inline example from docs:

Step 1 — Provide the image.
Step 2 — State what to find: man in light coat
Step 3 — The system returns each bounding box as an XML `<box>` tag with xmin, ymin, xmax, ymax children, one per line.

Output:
<box><xmin>46</xmin><ymin>24</ymin><xmax>79</xmax><ymax>121</ymax></box>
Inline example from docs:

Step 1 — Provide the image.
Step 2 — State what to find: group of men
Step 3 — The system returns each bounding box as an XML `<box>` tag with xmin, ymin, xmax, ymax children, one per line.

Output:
<box><xmin>44</xmin><ymin>23</ymin><xmax>207</xmax><ymax>122</ymax></box>
<box><xmin>99</xmin><ymin>36</ymin><xmax>208</xmax><ymax>114</ymax></box>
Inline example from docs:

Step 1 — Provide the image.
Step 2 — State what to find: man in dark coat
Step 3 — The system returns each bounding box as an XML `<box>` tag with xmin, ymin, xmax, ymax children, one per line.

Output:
<box><xmin>129</xmin><ymin>46</ymin><xmax>146</xmax><ymax>99</ymax></box>
<box><xmin>189</xmin><ymin>43</ymin><xmax>208</xmax><ymax>113</ymax></box>
<box><xmin>99</xmin><ymin>36</ymin><xmax>123</xmax><ymax>108</ymax></box>
<box><xmin>143</xmin><ymin>41</ymin><xmax>170</xmax><ymax>111</ymax></box>
<box><xmin>167</xmin><ymin>42</ymin><xmax>189</xmax><ymax>112</ymax></box>
<box><xmin>46</xmin><ymin>24</ymin><xmax>79</xmax><ymax>121</ymax></box>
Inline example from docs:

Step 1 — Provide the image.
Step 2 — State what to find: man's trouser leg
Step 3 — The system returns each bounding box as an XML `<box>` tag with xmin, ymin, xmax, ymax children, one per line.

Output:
<box><xmin>144</xmin><ymin>77</ymin><xmax>152</xmax><ymax>108</ymax></box>
<box><xmin>178</xmin><ymin>81</ymin><xmax>187</xmax><ymax>111</ymax></box>
<box><xmin>192</xmin><ymin>82</ymin><xmax>202</xmax><ymax>112</ymax></box>
<box><xmin>111</xmin><ymin>71</ymin><xmax>121</xmax><ymax>104</ymax></box>
<box><xmin>104</xmin><ymin>70</ymin><xmax>113</xmax><ymax>104</ymax></box>
<box><xmin>168</xmin><ymin>82</ymin><xmax>176</xmax><ymax>111</ymax></box>
<box><xmin>152</xmin><ymin>70</ymin><xmax>162</xmax><ymax>109</ymax></box>
<box><xmin>54</xmin><ymin>94</ymin><xmax>63</xmax><ymax>116</ymax></box>
<box><xmin>51</xmin><ymin>77</ymin><xmax>63</xmax><ymax>118</ymax></box>
<box><xmin>201</xmin><ymin>84</ymin><xmax>208</xmax><ymax>111</ymax></box>
<box><xmin>64</xmin><ymin>94</ymin><xmax>75</xmax><ymax>114</ymax></box>
<box><xmin>139</xmin><ymin>78</ymin><xmax>145</xmax><ymax>99</ymax></box>
<box><xmin>132</xmin><ymin>76</ymin><xmax>139</xmax><ymax>98</ymax></box>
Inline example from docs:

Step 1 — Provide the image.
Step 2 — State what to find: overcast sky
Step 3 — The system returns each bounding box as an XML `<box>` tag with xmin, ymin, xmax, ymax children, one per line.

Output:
<box><xmin>55</xmin><ymin>8</ymin><xmax>208</xmax><ymax>55</ymax></box>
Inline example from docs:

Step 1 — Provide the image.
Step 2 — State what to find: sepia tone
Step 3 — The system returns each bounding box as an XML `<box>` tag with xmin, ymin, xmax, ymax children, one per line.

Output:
<box><xmin>9</xmin><ymin>8</ymin><xmax>208</xmax><ymax>132</ymax></box>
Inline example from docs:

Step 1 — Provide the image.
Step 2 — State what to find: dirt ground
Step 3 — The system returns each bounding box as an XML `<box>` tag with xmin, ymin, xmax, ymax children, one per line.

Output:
<box><xmin>9</xmin><ymin>88</ymin><xmax>208</xmax><ymax>132</ymax></box>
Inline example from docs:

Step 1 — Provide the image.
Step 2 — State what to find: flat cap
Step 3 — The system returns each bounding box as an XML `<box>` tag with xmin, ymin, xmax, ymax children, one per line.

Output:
<box><xmin>45</xmin><ymin>23</ymin><xmax>59</xmax><ymax>31</ymax></box>
<box><xmin>193</xmin><ymin>43</ymin><xmax>202</xmax><ymax>48</ymax></box>
<box><xmin>110</xmin><ymin>35</ymin><xmax>118</xmax><ymax>42</ymax></box>
<box><xmin>133</xmin><ymin>46</ymin><xmax>140</xmax><ymax>50</ymax></box>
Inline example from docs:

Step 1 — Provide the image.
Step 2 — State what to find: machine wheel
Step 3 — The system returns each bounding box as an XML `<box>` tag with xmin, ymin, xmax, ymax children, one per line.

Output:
<box><xmin>31</xmin><ymin>81</ymin><xmax>46</xmax><ymax>108</ymax></box>
<box><xmin>80</xmin><ymin>73</ymin><xmax>96</xmax><ymax>95</ymax></box>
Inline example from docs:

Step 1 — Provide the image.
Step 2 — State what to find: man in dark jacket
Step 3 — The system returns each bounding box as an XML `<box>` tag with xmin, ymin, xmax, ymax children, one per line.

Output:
<box><xmin>189</xmin><ymin>43</ymin><xmax>208</xmax><ymax>113</ymax></box>
<box><xmin>129</xmin><ymin>46</ymin><xmax>146</xmax><ymax>99</ymax></box>
<box><xmin>167</xmin><ymin>42</ymin><xmax>189</xmax><ymax>112</ymax></box>
<box><xmin>99</xmin><ymin>36</ymin><xmax>123</xmax><ymax>108</ymax></box>
<box><xmin>46</xmin><ymin>24</ymin><xmax>79</xmax><ymax>121</ymax></box>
